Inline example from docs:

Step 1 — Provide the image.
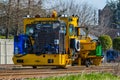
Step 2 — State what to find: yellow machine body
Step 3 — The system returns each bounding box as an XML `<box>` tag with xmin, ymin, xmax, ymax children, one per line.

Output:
<box><xmin>13</xmin><ymin>54</ymin><xmax>69</xmax><ymax>67</ymax></box>
<box><xmin>13</xmin><ymin>12</ymin><xmax>103</xmax><ymax>68</ymax></box>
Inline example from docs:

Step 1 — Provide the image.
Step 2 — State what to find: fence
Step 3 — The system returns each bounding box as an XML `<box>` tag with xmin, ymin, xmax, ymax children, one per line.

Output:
<box><xmin>0</xmin><ymin>39</ymin><xmax>13</xmax><ymax>64</ymax></box>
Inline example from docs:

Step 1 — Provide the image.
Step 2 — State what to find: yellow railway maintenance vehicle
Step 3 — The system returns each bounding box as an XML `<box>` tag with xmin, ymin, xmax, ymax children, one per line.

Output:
<box><xmin>13</xmin><ymin>11</ymin><xmax>103</xmax><ymax>68</ymax></box>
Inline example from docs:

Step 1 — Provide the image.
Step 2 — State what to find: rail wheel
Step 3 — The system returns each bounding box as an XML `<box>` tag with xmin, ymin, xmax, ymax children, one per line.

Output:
<box><xmin>85</xmin><ymin>59</ymin><xmax>90</xmax><ymax>67</ymax></box>
<box><xmin>56</xmin><ymin>65</ymin><xmax>67</xmax><ymax>69</ymax></box>
<box><xmin>32</xmin><ymin>66</ymin><xmax>37</xmax><ymax>69</ymax></box>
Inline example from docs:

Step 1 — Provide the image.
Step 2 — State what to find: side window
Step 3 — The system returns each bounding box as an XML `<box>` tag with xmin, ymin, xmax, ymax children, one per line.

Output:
<box><xmin>61</xmin><ymin>23</ymin><xmax>66</xmax><ymax>35</ymax></box>
<box><xmin>75</xmin><ymin>28</ymin><xmax>78</xmax><ymax>36</ymax></box>
<box><xmin>59</xmin><ymin>23</ymin><xmax>66</xmax><ymax>35</ymax></box>
<box><xmin>69</xmin><ymin>24</ymin><xmax>75</xmax><ymax>36</ymax></box>
<box><xmin>26</xmin><ymin>24</ymin><xmax>35</xmax><ymax>36</ymax></box>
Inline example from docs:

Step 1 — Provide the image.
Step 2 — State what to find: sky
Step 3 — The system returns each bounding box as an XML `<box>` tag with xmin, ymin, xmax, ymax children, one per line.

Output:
<box><xmin>0</xmin><ymin>0</ymin><xmax>117</xmax><ymax>9</ymax></box>
<box><xmin>0</xmin><ymin>0</ymin><xmax>107</xmax><ymax>9</ymax></box>
<box><xmin>86</xmin><ymin>0</ymin><xmax>107</xmax><ymax>9</ymax></box>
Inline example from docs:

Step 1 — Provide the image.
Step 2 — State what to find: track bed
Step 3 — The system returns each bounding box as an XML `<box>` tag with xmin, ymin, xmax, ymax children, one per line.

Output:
<box><xmin>0</xmin><ymin>63</ymin><xmax>119</xmax><ymax>80</ymax></box>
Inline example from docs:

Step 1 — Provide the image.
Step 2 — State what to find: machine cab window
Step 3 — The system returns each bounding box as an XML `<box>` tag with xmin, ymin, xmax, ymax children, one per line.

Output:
<box><xmin>69</xmin><ymin>24</ymin><xmax>75</xmax><ymax>36</ymax></box>
<box><xmin>59</xmin><ymin>23</ymin><xmax>66</xmax><ymax>34</ymax></box>
<box><xmin>26</xmin><ymin>24</ymin><xmax>35</xmax><ymax>36</ymax></box>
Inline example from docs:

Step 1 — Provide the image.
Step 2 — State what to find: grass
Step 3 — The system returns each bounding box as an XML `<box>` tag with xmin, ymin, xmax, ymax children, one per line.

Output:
<box><xmin>28</xmin><ymin>73</ymin><xmax>120</xmax><ymax>80</ymax></box>
<box><xmin>0</xmin><ymin>36</ymin><xmax>13</xmax><ymax>39</ymax></box>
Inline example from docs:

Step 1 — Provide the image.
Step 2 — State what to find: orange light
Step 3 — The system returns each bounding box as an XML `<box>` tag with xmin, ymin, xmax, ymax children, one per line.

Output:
<box><xmin>35</xmin><ymin>15</ymin><xmax>40</xmax><ymax>18</ymax></box>
<box><xmin>52</xmin><ymin>10</ymin><xmax>57</xmax><ymax>18</ymax></box>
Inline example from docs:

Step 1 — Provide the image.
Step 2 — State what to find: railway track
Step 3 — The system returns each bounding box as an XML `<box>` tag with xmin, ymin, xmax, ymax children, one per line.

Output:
<box><xmin>0</xmin><ymin>64</ymin><xmax>118</xmax><ymax>80</ymax></box>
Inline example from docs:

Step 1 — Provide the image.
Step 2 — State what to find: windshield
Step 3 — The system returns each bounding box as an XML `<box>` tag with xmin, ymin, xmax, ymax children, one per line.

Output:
<box><xmin>25</xmin><ymin>21</ymin><xmax>66</xmax><ymax>54</ymax></box>
<box><xmin>25</xmin><ymin>21</ymin><xmax>62</xmax><ymax>36</ymax></box>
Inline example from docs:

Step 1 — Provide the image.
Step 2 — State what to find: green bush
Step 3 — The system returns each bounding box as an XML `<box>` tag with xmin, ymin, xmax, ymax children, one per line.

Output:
<box><xmin>98</xmin><ymin>35</ymin><xmax>112</xmax><ymax>51</ymax></box>
<box><xmin>113</xmin><ymin>37</ymin><xmax>120</xmax><ymax>51</ymax></box>
<box><xmin>0</xmin><ymin>36</ymin><xmax>13</xmax><ymax>39</ymax></box>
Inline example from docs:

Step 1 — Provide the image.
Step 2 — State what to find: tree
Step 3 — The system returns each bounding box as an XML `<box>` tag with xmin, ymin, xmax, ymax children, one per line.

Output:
<box><xmin>91</xmin><ymin>0</ymin><xmax>120</xmax><ymax>37</ymax></box>
<box><xmin>98</xmin><ymin>35</ymin><xmax>112</xmax><ymax>62</ymax></box>
<box><xmin>107</xmin><ymin>0</ymin><xmax>120</xmax><ymax>28</ymax></box>
<box><xmin>0</xmin><ymin>0</ymin><xmax>46</xmax><ymax>38</ymax></box>
<box><xmin>2</xmin><ymin>0</ymin><xmax>12</xmax><ymax>38</ymax></box>
<box><xmin>1</xmin><ymin>0</ymin><xmax>97</xmax><ymax>37</ymax></box>
<box><xmin>113</xmin><ymin>37</ymin><xmax>120</xmax><ymax>51</ymax></box>
<box><xmin>98</xmin><ymin>35</ymin><xmax>112</xmax><ymax>51</ymax></box>
<box><xmin>107</xmin><ymin>0</ymin><xmax>117</xmax><ymax>11</ymax></box>
<box><xmin>43</xmin><ymin>0</ymin><xmax>97</xmax><ymax>27</ymax></box>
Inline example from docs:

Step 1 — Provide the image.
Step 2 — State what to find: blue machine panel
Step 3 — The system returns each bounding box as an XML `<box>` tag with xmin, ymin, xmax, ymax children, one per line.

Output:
<box><xmin>14</xmin><ymin>34</ymin><xmax>31</xmax><ymax>55</ymax></box>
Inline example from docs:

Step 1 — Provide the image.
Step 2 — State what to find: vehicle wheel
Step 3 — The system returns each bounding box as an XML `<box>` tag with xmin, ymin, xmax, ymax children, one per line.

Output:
<box><xmin>56</xmin><ymin>65</ymin><xmax>66</xmax><ymax>69</ymax></box>
<box><xmin>85</xmin><ymin>60</ymin><xmax>90</xmax><ymax>67</ymax></box>
<box><xmin>32</xmin><ymin>66</ymin><xmax>37</xmax><ymax>69</ymax></box>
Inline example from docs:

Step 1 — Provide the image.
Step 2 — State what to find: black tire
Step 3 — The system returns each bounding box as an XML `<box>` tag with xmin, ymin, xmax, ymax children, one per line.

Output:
<box><xmin>85</xmin><ymin>60</ymin><xmax>90</xmax><ymax>67</ymax></box>
<box><xmin>32</xmin><ymin>66</ymin><xmax>37</xmax><ymax>69</ymax></box>
<box><xmin>56</xmin><ymin>66</ymin><xmax>66</xmax><ymax>69</ymax></box>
